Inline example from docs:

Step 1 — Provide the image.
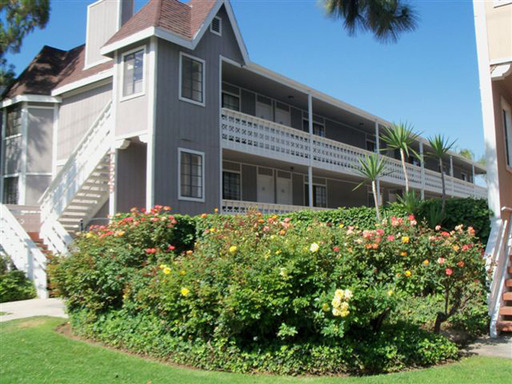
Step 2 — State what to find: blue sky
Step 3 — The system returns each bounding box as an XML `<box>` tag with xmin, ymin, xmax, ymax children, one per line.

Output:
<box><xmin>5</xmin><ymin>0</ymin><xmax>485</xmax><ymax>159</ymax></box>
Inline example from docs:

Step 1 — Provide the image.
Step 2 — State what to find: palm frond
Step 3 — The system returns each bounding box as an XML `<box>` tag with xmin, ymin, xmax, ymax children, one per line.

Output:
<box><xmin>427</xmin><ymin>134</ymin><xmax>457</xmax><ymax>159</ymax></box>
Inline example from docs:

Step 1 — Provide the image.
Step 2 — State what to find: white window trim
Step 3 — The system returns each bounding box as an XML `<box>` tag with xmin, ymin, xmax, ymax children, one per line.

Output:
<box><xmin>494</xmin><ymin>0</ymin><xmax>512</xmax><ymax>8</ymax></box>
<box><xmin>210</xmin><ymin>16</ymin><xmax>222</xmax><ymax>36</ymax></box>
<box><xmin>178</xmin><ymin>148</ymin><xmax>205</xmax><ymax>202</ymax></box>
<box><xmin>502</xmin><ymin>98</ymin><xmax>512</xmax><ymax>173</ymax></box>
<box><xmin>120</xmin><ymin>45</ymin><xmax>147</xmax><ymax>102</ymax></box>
<box><xmin>179</xmin><ymin>52</ymin><xmax>206</xmax><ymax>107</ymax></box>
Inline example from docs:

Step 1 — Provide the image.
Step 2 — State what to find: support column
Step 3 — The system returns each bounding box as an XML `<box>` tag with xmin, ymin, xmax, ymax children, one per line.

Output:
<box><xmin>308</xmin><ymin>93</ymin><xmax>313</xmax><ymax>208</ymax></box>
<box><xmin>375</xmin><ymin>122</ymin><xmax>381</xmax><ymax>206</ymax></box>
<box><xmin>146</xmin><ymin>37</ymin><xmax>157</xmax><ymax>210</ymax></box>
<box><xmin>19</xmin><ymin>102</ymin><xmax>28</xmax><ymax>205</ymax></box>
<box><xmin>449</xmin><ymin>155</ymin><xmax>454</xmax><ymax>197</ymax></box>
<box><xmin>419</xmin><ymin>142</ymin><xmax>425</xmax><ymax>200</ymax></box>
<box><xmin>108</xmin><ymin>147</ymin><xmax>117</xmax><ymax>217</ymax></box>
<box><xmin>0</xmin><ymin>109</ymin><xmax>6</xmax><ymax>203</ymax></box>
<box><xmin>472</xmin><ymin>164</ymin><xmax>476</xmax><ymax>197</ymax></box>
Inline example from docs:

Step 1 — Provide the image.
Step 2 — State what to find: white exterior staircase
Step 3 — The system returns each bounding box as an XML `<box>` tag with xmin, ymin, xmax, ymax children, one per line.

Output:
<box><xmin>487</xmin><ymin>207</ymin><xmax>512</xmax><ymax>337</ymax></box>
<box><xmin>39</xmin><ymin>100</ymin><xmax>114</xmax><ymax>255</ymax></box>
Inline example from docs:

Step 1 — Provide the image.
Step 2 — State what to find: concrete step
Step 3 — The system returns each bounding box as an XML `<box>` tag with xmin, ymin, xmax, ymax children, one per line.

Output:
<box><xmin>506</xmin><ymin>279</ymin><xmax>512</xmax><ymax>288</ymax></box>
<box><xmin>504</xmin><ymin>292</ymin><xmax>512</xmax><ymax>301</ymax></box>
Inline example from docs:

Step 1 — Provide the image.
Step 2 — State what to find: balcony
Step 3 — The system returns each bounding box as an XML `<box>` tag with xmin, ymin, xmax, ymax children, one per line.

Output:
<box><xmin>220</xmin><ymin>108</ymin><xmax>487</xmax><ymax>200</ymax></box>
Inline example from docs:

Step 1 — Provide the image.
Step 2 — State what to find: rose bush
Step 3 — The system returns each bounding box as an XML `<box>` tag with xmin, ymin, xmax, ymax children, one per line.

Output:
<box><xmin>50</xmin><ymin>207</ymin><xmax>487</xmax><ymax>375</ymax></box>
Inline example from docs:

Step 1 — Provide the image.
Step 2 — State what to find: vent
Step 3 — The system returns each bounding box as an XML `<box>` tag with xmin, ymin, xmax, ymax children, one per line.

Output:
<box><xmin>211</xmin><ymin>16</ymin><xmax>222</xmax><ymax>36</ymax></box>
<box><xmin>258</xmin><ymin>167</ymin><xmax>273</xmax><ymax>176</ymax></box>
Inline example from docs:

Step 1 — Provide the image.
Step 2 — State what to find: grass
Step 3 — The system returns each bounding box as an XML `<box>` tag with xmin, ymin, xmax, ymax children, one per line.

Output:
<box><xmin>0</xmin><ymin>317</ymin><xmax>511</xmax><ymax>384</ymax></box>
<box><xmin>0</xmin><ymin>311</ymin><xmax>9</xmax><ymax>316</ymax></box>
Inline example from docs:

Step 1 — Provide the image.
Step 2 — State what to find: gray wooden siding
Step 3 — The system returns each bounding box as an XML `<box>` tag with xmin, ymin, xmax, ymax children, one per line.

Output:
<box><xmin>116</xmin><ymin>142</ymin><xmax>146</xmax><ymax>212</ymax></box>
<box><xmin>85</xmin><ymin>0</ymin><xmax>117</xmax><ymax>67</ymax></box>
<box><xmin>27</xmin><ymin>108</ymin><xmax>53</xmax><ymax>173</ymax></box>
<box><xmin>4</xmin><ymin>136</ymin><xmax>22</xmax><ymax>175</ymax></box>
<box><xmin>25</xmin><ymin>175</ymin><xmax>51</xmax><ymax>205</ymax></box>
<box><xmin>115</xmin><ymin>42</ymin><xmax>150</xmax><ymax>138</ymax></box>
<box><xmin>58</xmin><ymin>83</ymin><xmax>112</xmax><ymax>162</ymax></box>
<box><xmin>152</xmin><ymin>6</ymin><xmax>244</xmax><ymax>215</ymax></box>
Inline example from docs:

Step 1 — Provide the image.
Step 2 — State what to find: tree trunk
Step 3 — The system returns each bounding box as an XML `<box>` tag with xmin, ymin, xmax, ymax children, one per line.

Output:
<box><xmin>400</xmin><ymin>148</ymin><xmax>409</xmax><ymax>193</ymax></box>
<box><xmin>440</xmin><ymin>159</ymin><xmax>446</xmax><ymax>214</ymax></box>
<box><xmin>372</xmin><ymin>180</ymin><xmax>381</xmax><ymax>221</ymax></box>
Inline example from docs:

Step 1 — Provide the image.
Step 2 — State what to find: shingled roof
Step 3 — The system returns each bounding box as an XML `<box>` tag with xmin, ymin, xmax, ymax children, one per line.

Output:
<box><xmin>105</xmin><ymin>0</ymin><xmax>217</xmax><ymax>46</ymax></box>
<box><xmin>3</xmin><ymin>46</ymin><xmax>70</xmax><ymax>99</ymax></box>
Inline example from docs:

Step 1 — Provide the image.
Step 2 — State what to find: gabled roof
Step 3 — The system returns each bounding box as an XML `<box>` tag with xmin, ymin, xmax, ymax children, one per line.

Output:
<box><xmin>105</xmin><ymin>0</ymin><xmax>216</xmax><ymax>46</ymax></box>
<box><xmin>101</xmin><ymin>0</ymin><xmax>249</xmax><ymax>63</ymax></box>
<box><xmin>2</xmin><ymin>46</ymin><xmax>70</xmax><ymax>99</ymax></box>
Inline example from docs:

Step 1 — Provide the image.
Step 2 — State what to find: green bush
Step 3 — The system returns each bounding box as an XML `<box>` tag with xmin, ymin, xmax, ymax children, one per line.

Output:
<box><xmin>50</xmin><ymin>207</ymin><xmax>487</xmax><ymax>375</ymax></box>
<box><xmin>0</xmin><ymin>254</ymin><xmax>36</xmax><ymax>303</ymax></box>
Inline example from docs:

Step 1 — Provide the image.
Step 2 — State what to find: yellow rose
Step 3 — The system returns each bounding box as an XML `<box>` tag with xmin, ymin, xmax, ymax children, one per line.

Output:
<box><xmin>423</xmin><ymin>259</ymin><xmax>429</xmax><ymax>266</ymax></box>
<box><xmin>400</xmin><ymin>251</ymin><xmax>408</xmax><ymax>257</ymax></box>
<box><xmin>452</xmin><ymin>245</ymin><xmax>460</xmax><ymax>252</ymax></box>
<box><xmin>402</xmin><ymin>236</ymin><xmax>410</xmax><ymax>244</ymax></box>
<box><xmin>163</xmin><ymin>267</ymin><xmax>171</xmax><ymax>275</ymax></box>
<box><xmin>229</xmin><ymin>245</ymin><xmax>238</xmax><ymax>253</ymax></box>
<box><xmin>180</xmin><ymin>287</ymin><xmax>190</xmax><ymax>296</ymax></box>
<box><xmin>309</xmin><ymin>243</ymin><xmax>320</xmax><ymax>253</ymax></box>
<box><xmin>405</xmin><ymin>270</ymin><xmax>412</xmax><ymax>277</ymax></box>
<box><xmin>387</xmin><ymin>289</ymin><xmax>394</xmax><ymax>296</ymax></box>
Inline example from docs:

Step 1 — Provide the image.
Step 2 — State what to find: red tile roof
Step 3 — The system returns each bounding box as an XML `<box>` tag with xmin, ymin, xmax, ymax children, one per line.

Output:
<box><xmin>105</xmin><ymin>0</ymin><xmax>217</xmax><ymax>46</ymax></box>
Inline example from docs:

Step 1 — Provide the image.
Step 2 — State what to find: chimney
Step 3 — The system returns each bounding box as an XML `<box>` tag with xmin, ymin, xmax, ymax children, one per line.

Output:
<box><xmin>84</xmin><ymin>0</ymin><xmax>134</xmax><ymax>68</ymax></box>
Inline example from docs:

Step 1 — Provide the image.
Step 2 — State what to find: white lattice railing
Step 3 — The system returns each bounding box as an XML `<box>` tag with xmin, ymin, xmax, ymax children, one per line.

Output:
<box><xmin>39</xmin><ymin>101</ymin><xmax>113</xmax><ymax>254</ymax></box>
<box><xmin>222</xmin><ymin>200</ymin><xmax>329</xmax><ymax>215</ymax></box>
<box><xmin>0</xmin><ymin>204</ymin><xmax>47</xmax><ymax>298</ymax></box>
<box><xmin>221</xmin><ymin>109</ymin><xmax>487</xmax><ymax>199</ymax></box>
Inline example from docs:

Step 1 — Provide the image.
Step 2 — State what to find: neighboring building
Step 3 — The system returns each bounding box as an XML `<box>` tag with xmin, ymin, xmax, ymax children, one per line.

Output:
<box><xmin>1</xmin><ymin>0</ymin><xmax>486</xmax><ymax>297</ymax></box>
<box><xmin>473</xmin><ymin>0</ymin><xmax>512</xmax><ymax>336</ymax></box>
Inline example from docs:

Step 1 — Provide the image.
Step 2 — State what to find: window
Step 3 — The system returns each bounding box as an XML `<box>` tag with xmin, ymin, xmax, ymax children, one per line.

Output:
<box><xmin>6</xmin><ymin>106</ymin><xmax>22</xmax><ymax>136</ymax></box>
<box><xmin>366</xmin><ymin>140</ymin><xmax>376</xmax><ymax>153</ymax></box>
<box><xmin>222</xmin><ymin>93</ymin><xmax>240</xmax><ymax>111</ymax></box>
<box><xmin>503</xmin><ymin>102</ymin><xmax>512</xmax><ymax>168</ymax></box>
<box><xmin>304</xmin><ymin>184</ymin><xmax>327</xmax><ymax>208</ymax></box>
<box><xmin>461</xmin><ymin>172</ymin><xmax>467</xmax><ymax>182</ymax></box>
<box><xmin>122</xmin><ymin>49</ymin><xmax>144</xmax><ymax>98</ymax></box>
<box><xmin>303</xmin><ymin>120</ymin><xmax>326</xmax><ymax>137</ymax></box>
<box><xmin>210</xmin><ymin>16</ymin><xmax>222</xmax><ymax>36</ymax></box>
<box><xmin>3</xmin><ymin>177</ymin><xmax>18</xmax><ymax>204</ymax></box>
<box><xmin>179</xmin><ymin>149</ymin><xmax>204</xmax><ymax>200</ymax></box>
<box><xmin>180</xmin><ymin>53</ymin><xmax>205</xmax><ymax>106</ymax></box>
<box><xmin>223</xmin><ymin>171</ymin><xmax>241</xmax><ymax>200</ymax></box>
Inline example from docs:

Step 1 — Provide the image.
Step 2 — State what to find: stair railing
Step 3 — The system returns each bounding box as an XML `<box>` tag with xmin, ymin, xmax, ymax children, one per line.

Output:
<box><xmin>39</xmin><ymin>100</ymin><xmax>113</xmax><ymax>254</ymax></box>
<box><xmin>488</xmin><ymin>206</ymin><xmax>512</xmax><ymax>338</ymax></box>
<box><xmin>0</xmin><ymin>204</ymin><xmax>48</xmax><ymax>298</ymax></box>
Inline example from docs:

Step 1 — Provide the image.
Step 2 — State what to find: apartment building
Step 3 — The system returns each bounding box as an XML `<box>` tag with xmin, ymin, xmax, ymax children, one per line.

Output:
<box><xmin>473</xmin><ymin>0</ymin><xmax>512</xmax><ymax>336</ymax></box>
<box><xmin>1</xmin><ymin>0</ymin><xmax>486</xmax><ymax>296</ymax></box>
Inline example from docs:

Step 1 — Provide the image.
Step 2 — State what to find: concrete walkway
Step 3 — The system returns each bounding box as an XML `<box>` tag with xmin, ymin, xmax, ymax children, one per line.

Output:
<box><xmin>0</xmin><ymin>298</ymin><xmax>67</xmax><ymax>322</ymax></box>
<box><xmin>466</xmin><ymin>336</ymin><xmax>512</xmax><ymax>359</ymax></box>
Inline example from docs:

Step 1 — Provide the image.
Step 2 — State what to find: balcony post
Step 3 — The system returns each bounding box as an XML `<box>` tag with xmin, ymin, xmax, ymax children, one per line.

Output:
<box><xmin>472</xmin><ymin>164</ymin><xmax>476</xmax><ymax>197</ymax></box>
<box><xmin>375</xmin><ymin>122</ymin><xmax>381</xmax><ymax>206</ymax></box>
<box><xmin>450</xmin><ymin>155</ymin><xmax>454</xmax><ymax>197</ymax></box>
<box><xmin>308</xmin><ymin>93</ymin><xmax>314</xmax><ymax>208</ymax></box>
<box><xmin>419</xmin><ymin>142</ymin><xmax>425</xmax><ymax>199</ymax></box>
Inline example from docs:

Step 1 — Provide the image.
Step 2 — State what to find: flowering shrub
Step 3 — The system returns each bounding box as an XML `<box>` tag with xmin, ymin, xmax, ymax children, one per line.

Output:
<box><xmin>50</xmin><ymin>209</ymin><xmax>487</xmax><ymax>375</ymax></box>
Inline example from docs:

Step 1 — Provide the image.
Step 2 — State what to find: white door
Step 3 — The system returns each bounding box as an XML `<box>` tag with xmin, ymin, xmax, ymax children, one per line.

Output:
<box><xmin>276</xmin><ymin>172</ymin><xmax>292</xmax><ymax>205</ymax></box>
<box><xmin>257</xmin><ymin>169</ymin><xmax>274</xmax><ymax>203</ymax></box>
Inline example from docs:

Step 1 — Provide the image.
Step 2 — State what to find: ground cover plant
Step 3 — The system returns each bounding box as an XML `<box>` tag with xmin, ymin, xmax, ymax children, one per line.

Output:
<box><xmin>2</xmin><ymin>317</ymin><xmax>511</xmax><ymax>384</ymax></box>
<box><xmin>0</xmin><ymin>254</ymin><xmax>36</xmax><ymax>303</ymax></box>
<box><xmin>50</xmin><ymin>205</ymin><xmax>489</xmax><ymax>375</ymax></box>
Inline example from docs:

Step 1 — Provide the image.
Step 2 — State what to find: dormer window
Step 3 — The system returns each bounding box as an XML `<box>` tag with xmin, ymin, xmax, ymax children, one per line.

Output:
<box><xmin>210</xmin><ymin>16</ymin><xmax>222</xmax><ymax>36</ymax></box>
<box><xmin>122</xmin><ymin>48</ymin><xmax>144</xmax><ymax>98</ymax></box>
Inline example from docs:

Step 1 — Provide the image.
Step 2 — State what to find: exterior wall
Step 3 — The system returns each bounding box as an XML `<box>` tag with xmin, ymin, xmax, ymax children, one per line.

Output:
<box><xmin>327</xmin><ymin>179</ymin><xmax>368</xmax><ymax>208</ymax></box>
<box><xmin>115</xmin><ymin>42</ymin><xmax>150</xmax><ymax>138</ymax></box>
<box><xmin>27</xmin><ymin>107</ymin><xmax>53</xmax><ymax>173</ymax></box>
<box><xmin>492</xmin><ymin>79</ymin><xmax>512</xmax><ymax>211</ymax></box>
<box><xmin>85</xmin><ymin>0</ymin><xmax>118</xmax><ymax>67</ymax></box>
<box><xmin>153</xmin><ymin>6</ymin><xmax>244</xmax><ymax>215</ymax></box>
<box><xmin>483</xmin><ymin>1</ymin><xmax>512</xmax><ymax>63</ymax></box>
<box><xmin>116</xmin><ymin>141</ymin><xmax>146</xmax><ymax>212</ymax></box>
<box><xmin>325</xmin><ymin>119</ymin><xmax>366</xmax><ymax>149</ymax></box>
<box><xmin>25</xmin><ymin>175</ymin><xmax>51</xmax><ymax>205</ymax></box>
<box><xmin>3</xmin><ymin>135</ymin><xmax>22</xmax><ymax>175</ymax></box>
<box><xmin>58</xmin><ymin>82</ymin><xmax>112</xmax><ymax>162</ymax></box>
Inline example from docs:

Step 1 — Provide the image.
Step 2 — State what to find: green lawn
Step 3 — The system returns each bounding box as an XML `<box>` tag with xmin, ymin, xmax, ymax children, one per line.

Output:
<box><xmin>1</xmin><ymin>317</ymin><xmax>511</xmax><ymax>384</ymax></box>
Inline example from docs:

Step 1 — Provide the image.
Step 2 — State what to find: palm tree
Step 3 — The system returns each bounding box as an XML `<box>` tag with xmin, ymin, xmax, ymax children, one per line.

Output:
<box><xmin>427</xmin><ymin>135</ymin><xmax>456</xmax><ymax>214</ymax></box>
<box><xmin>380</xmin><ymin>122</ymin><xmax>419</xmax><ymax>193</ymax></box>
<box><xmin>355</xmin><ymin>154</ymin><xmax>387</xmax><ymax>221</ymax></box>
<box><xmin>323</xmin><ymin>0</ymin><xmax>418</xmax><ymax>43</ymax></box>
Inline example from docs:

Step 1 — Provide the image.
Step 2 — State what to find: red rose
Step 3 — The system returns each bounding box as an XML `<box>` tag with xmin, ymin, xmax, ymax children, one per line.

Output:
<box><xmin>445</xmin><ymin>268</ymin><xmax>453</xmax><ymax>276</ymax></box>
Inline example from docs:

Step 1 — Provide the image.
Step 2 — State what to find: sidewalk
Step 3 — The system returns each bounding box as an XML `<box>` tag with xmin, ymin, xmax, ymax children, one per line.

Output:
<box><xmin>466</xmin><ymin>336</ymin><xmax>512</xmax><ymax>359</ymax></box>
<box><xmin>0</xmin><ymin>298</ymin><xmax>67</xmax><ymax>322</ymax></box>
